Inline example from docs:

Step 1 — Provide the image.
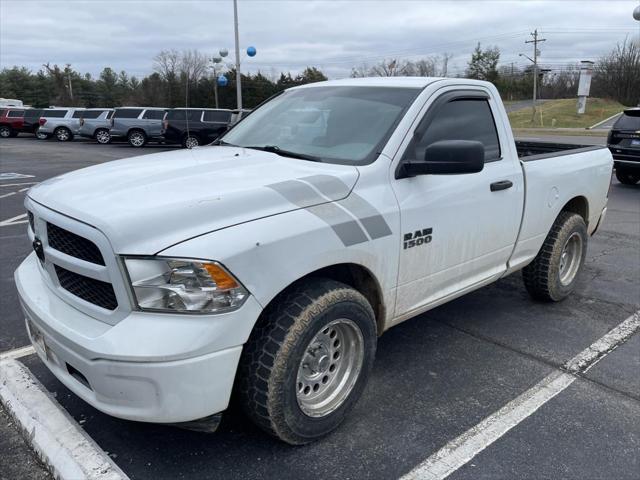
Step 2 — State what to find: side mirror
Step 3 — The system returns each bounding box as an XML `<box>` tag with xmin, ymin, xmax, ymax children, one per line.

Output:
<box><xmin>400</xmin><ymin>140</ymin><xmax>485</xmax><ymax>177</ymax></box>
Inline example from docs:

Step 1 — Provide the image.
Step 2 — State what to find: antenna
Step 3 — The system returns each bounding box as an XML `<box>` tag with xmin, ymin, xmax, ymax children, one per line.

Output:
<box><xmin>184</xmin><ymin>72</ymin><xmax>191</xmax><ymax>148</ymax></box>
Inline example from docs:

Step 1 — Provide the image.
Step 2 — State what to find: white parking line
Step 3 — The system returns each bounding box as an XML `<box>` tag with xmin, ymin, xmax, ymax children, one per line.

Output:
<box><xmin>0</xmin><ymin>182</ymin><xmax>38</xmax><ymax>187</ymax></box>
<box><xmin>0</xmin><ymin>173</ymin><xmax>35</xmax><ymax>180</ymax></box>
<box><xmin>0</xmin><ymin>213</ymin><xmax>28</xmax><ymax>227</ymax></box>
<box><xmin>401</xmin><ymin>311</ymin><xmax>640</xmax><ymax>480</ymax></box>
<box><xmin>0</xmin><ymin>345</ymin><xmax>35</xmax><ymax>360</ymax></box>
<box><xmin>0</xmin><ymin>359</ymin><xmax>129</xmax><ymax>480</ymax></box>
<box><xmin>0</xmin><ymin>191</ymin><xmax>17</xmax><ymax>199</ymax></box>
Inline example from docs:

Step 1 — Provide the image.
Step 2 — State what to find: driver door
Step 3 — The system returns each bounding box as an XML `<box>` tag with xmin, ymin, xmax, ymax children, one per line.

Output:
<box><xmin>391</xmin><ymin>87</ymin><xmax>523</xmax><ymax>318</ymax></box>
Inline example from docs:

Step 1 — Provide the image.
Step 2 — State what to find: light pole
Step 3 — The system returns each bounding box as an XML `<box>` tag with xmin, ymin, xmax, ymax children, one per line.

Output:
<box><xmin>218</xmin><ymin>1</ymin><xmax>256</xmax><ymax>111</ymax></box>
<box><xmin>211</xmin><ymin>56</ymin><xmax>223</xmax><ymax>108</ymax></box>
<box><xmin>233</xmin><ymin>0</ymin><xmax>242</xmax><ymax>111</ymax></box>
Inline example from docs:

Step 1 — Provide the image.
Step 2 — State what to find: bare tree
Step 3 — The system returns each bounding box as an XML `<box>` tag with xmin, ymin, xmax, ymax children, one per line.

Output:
<box><xmin>592</xmin><ymin>38</ymin><xmax>640</xmax><ymax>106</ymax></box>
<box><xmin>153</xmin><ymin>50</ymin><xmax>180</xmax><ymax>80</ymax></box>
<box><xmin>352</xmin><ymin>56</ymin><xmax>444</xmax><ymax>77</ymax></box>
<box><xmin>179</xmin><ymin>49</ymin><xmax>209</xmax><ymax>81</ymax></box>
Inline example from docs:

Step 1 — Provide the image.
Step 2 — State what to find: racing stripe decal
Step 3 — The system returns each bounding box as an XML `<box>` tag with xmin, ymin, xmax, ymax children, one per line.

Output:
<box><xmin>300</xmin><ymin>175</ymin><xmax>392</xmax><ymax>240</ymax></box>
<box><xmin>307</xmin><ymin>204</ymin><xmax>369</xmax><ymax>246</ymax></box>
<box><xmin>338</xmin><ymin>193</ymin><xmax>393</xmax><ymax>240</ymax></box>
<box><xmin>299</xmin><ymin>174</ymin><xmax>352</xmax><ymax>199</ymax></box>
<box><xmin>267</xmin><ymin>180</ymin><xmax>369</xmax><ymax>246</ymax></box>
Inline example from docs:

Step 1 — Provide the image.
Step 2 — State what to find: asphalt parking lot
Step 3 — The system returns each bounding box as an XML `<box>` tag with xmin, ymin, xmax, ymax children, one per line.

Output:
<box><xmin>1</xmin><ymin>134</ymin><xmax>638</xmax><ymax>480</ymax></box>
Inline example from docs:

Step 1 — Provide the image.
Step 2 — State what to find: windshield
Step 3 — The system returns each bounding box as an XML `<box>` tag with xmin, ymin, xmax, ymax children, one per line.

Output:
<box><xmin>221</xmin><ymin>86</ymin><xmax>420</xmax><ymax>165</ymax></box>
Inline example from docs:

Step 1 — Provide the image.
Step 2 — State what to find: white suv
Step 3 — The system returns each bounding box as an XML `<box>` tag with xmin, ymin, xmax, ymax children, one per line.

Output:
<box><xmin>37</xmin><ymin>108</ymin><xmax>86</xmax><ymax>141</ymax></box>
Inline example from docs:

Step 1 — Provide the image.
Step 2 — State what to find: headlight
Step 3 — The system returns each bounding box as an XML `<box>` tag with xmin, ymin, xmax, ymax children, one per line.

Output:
<box><xmin>123</xmin><ymin>257</ymin><xmax>248</xmax><ymax>314</ymax></box>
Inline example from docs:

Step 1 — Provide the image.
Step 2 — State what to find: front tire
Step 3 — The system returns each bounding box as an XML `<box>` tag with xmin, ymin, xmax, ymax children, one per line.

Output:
<box><xmin>0</xmin><ymin>126</ymin><xmax>12</xmax><ymax>138</ymax></box>
<box><xmin>615</xmin><ymin>167</ymin><xmax>640</xmax><ymax>185</ymax></box>
<box><xmin>238</xmin><ymin>278</ymin><xmax>377</xmax><ymax>445</ymax></box>
<box><xmin>95</xmin><ymin>128</ymin><xmax>111</xmax><ymax>144</ymax></box>
<box><xmin>523</xmin><ymin>212</ymin><xmax>588</xmax><ymax>302</ymax></box>
<box><xmin>128</xmin><ymin>130</ymin><xmax>147</xmax><ymax>147</ymax></box>
<box><xmin>54</xmin><ymin>127</ymin><xmax>72</xmax><ymax>142</ymax></box>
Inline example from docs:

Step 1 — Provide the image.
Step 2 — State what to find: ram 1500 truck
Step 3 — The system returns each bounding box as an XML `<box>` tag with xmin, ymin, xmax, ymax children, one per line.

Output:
<box><xmin>16</xmin><ymin>78</ymin><xmax>612</xmax><ymax>445</ymax></box>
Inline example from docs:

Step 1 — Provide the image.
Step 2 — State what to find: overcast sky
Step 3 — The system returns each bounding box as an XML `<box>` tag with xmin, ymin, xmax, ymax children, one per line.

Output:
<box><xmin>1</xmin><ymin>0</ymin><xmax>639</xmax><ymax>79</ymax></box>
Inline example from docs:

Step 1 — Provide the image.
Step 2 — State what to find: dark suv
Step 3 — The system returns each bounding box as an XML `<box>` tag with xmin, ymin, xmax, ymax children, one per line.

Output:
<box><xmin>163</xmin><ymin>108</ymin><xmax>233</xmax><ymax>148</ymax></box>
<box><xmin>608</xmin><ymin>108</ymin><xmax>640</xmax><ymax>185</ymax></box>
<box><xmin>23</xmin><ymin>109</ymin><xmax>44</xmax><ymax>137</ymax></box>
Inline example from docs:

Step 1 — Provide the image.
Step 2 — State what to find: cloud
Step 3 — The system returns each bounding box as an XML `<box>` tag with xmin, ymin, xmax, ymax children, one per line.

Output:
<box><xmin>1</xmin><ymin>0</ymin><xmax>638</xmax><ymax>79</ymax></box>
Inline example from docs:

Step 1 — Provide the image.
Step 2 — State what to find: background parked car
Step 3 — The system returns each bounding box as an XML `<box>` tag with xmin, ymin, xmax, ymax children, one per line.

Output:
<box><xmin>21</xmin><ymin>109</ymin><xmax>44</xmax><ymax>137</ymax></box>
<box><xmin>38</xmin><ymin>108</ymin><xmax>86</xmax><ymax>141</ymax></box>
<box><xmin>78</xmin><ymin>108</ymin><xmax>114</xmax><ymax>144</ymax></box>
<box><xmin>163</xmin><ymin>108</ymin><xmax>233</xmax><ymax>148</ymax></box>
<box><xmin>608</xmin><ymin>107</ymin><xmax>640</xmax><ymax>185</ymax></box>
<box><xmin>109</xmin><ymin>107</ymin><xmax>167</xmax><ymax>147</ymax></box>
<box><xmin>0</xmin><ymin>107</ymin><xmax>24</xmax><ymax>138</ymax></box>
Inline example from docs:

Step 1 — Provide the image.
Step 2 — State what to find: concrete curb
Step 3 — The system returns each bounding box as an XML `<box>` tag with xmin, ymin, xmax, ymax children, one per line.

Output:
<box><xmin>0</xmin><ymin>359</ymin><xmax>129</xmax><ymax>480</ymax></box>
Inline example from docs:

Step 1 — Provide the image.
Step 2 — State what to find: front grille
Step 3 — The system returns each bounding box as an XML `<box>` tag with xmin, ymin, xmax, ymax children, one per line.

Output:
<box><xmin>54</xmin><ymin>265</ymin><xmax>117</xmax><ymax>310</ymax></box>
<box><xmin>47</xmin><ymin>222</ymin><xmax>105</xmax><ymax>265</ymax></box>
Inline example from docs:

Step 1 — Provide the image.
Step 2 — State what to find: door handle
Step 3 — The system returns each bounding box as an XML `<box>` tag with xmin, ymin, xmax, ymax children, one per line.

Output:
<box><xmin>490</xmin><ymin>180</ymin><xmax>513</xmax><ymax>192</ymax></box>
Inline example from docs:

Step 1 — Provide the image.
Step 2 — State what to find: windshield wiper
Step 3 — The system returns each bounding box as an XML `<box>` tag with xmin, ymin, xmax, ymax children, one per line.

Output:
<box><xmin>243</xmin><ymin>145</ymin><xmax>322</xmax><ymax>162</ymax></box>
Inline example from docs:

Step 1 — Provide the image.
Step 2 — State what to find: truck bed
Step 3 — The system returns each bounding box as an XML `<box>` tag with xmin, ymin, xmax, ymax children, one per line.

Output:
<box><xmin>515</xmin><ymin>140</ymin><xmax>604</xmax><ymax>160</ymax></box>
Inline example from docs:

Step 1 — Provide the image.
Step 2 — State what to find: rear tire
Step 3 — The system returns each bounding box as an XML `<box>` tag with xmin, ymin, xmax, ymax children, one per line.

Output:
<box><xmin>35</xmin><ymin>128</ymin><xmax>50</xmax><ymax>140</ymax></box>
<box><xmin>183</xmin><ymin>135</ymin><xmax>200</xmax><ymax>149</ymax></box>
<box><xmin>238</xmin><ymin>278</ymin><xmax>377</xmax><ymax>445</ymax></box>
<box><xmin>128</xmin><ymin>130</ymin><xmax>147</xmax><ymax>147</ymax></box>
<box><xmin>0</xmin><ymin>126</ymin><xmax>11</xmax><ymax>138</ymax></box>
<box><xmin>522</xmin><ymin>212</ymin><xmax>587</xmax><ymax>302</ymax></box>
<box><xmin>615</xmin><ymin>167</ymin><xmax>640</xmax><ymax>185</ymax></box>
<box><xmin>54</xmin><ymin>127</ymin><xmax>72</xmax><ymax>142</ymax></box>
<box><xmin>95</xmin><ymin>128</ymin><xmax>111</xmax><ymax>144</ymax></box>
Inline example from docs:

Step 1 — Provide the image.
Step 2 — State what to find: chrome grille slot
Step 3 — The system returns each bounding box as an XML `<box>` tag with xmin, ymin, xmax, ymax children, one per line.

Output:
<box><xmin>54</xmin><ymin>265</ymin><xmax>118</xmax><ymax>310</ymax></box>
<box><xmin>47</xmin><ymin>222</ymin><xmax>105</xmax><ymax>265</ymax></box>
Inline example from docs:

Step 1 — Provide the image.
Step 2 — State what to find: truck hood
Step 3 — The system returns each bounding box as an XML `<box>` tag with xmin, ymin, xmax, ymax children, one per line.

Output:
<box><xmin>28</xmin><ymin>146</ymin><xmax>359</xmax><ymax>254</ymax></box>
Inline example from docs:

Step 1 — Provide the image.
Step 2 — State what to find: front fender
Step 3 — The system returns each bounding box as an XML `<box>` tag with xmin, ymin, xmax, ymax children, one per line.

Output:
<box><xmin>159</xmin><ymin>207</ymin><xmax>397</xmax><ymax>323</ymax></box>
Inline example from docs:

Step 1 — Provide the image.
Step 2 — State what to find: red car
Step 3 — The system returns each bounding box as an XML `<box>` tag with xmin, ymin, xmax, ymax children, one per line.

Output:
<box><xmin>0</xmin><ymin>108</ymin><xmax>25</xmax><ymax>138</ymax></box>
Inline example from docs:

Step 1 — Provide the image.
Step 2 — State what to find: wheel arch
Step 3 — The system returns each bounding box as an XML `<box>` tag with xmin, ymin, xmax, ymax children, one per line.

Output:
<box><xmin>127</xmin><ymin>127</ymin><xmax>146</xmax><ymax>136</ymax></box>
<box><xmin>258</xmin><ymin>262</ymin><xmax>386</xmax><ymax>337</ymax></box>
<box><xmin>560</xmin><ymin>195</ymin><xmax>589</xmax><ymax>225</ymax></box>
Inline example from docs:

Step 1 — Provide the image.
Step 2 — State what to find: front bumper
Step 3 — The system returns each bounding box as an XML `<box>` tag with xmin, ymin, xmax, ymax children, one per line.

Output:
<box><xmin>15</xmin><ymin>252</ymin><xmax>262</xmax><ymax>423</ymax></box>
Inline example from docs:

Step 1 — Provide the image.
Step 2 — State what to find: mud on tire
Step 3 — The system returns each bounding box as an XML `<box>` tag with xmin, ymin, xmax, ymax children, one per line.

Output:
<box><xmin>522</xmin><ymin>211</ymin><xmax>588</xmax><ymax>302</ymax></box>
<box><xmin>237</xmin><ymin>278</ymin><xmax>377</xmax><ymax>445</ymax></box>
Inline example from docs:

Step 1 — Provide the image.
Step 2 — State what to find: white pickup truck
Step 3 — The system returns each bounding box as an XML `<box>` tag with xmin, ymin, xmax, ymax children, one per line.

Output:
<box><xmin>16</xmin><ymin>77</ymin><xmax>612</xmax><ymax>444</ymax></box>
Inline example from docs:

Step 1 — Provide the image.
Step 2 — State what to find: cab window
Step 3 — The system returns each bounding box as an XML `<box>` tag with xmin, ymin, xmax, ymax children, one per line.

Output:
<box><xmin>413</xmin><ymin>98</ymin><xmax>501</xmax><ymax>162</ymax></box>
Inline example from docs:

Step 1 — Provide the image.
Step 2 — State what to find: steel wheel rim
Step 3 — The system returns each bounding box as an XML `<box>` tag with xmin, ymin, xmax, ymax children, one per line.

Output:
<box><xmin>296</xmin><ymin>318</ymin><xmax>364</xmax><ymax>418</ymax></box>
<box><xmin>96</xmin><ymin>130</ymin><xmax>110</xmax><ymax>143</ymax></box>
<box><xmin>0</xmin><ymin>127</ymin><xmax>10</xmax><ymax>137</ymax></box>
<box><xmin>185</xmin><ymin>136</ymin><xmax>198</xmax><ymax>149</ymax></box>
<box><xmin>559</xmin><ymin>232</ymin><xmax>582</xmax><ymax>286</ymax></box>
<box><xmin>57</xmin><ymin>129</ymin><xmax>69</xmax><ymax>141</ymax></box>
<box><xmin>130</xmin><ymin>133</ymin><xmax>144</xmax><ymax>146</ymax></box>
